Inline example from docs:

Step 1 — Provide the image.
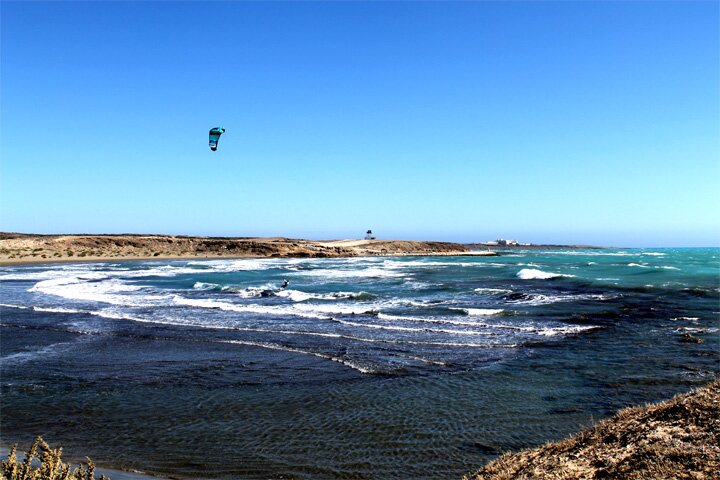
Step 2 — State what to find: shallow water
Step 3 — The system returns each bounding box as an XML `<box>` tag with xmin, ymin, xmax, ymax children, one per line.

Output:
<box><xmin>1</xmin><ymin>249</ymin><xmax>718</xmax><ymax>478</ymax></box>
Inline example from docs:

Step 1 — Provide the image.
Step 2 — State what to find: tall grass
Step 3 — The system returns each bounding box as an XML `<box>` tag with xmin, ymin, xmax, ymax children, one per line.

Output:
<box><xmin>1</xmin><ymin>437</ymin><xmax>109</xmax><ymax>480</ymax></box>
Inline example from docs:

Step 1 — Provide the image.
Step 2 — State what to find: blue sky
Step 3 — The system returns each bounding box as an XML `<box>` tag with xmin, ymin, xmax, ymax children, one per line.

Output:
<box><xmin>2</xmin><ymin>1</ymin><xmax>718</xmax><ymax>246</ymax></box>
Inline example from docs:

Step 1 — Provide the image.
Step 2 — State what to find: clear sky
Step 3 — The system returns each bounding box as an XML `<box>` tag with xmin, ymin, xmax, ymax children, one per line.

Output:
<box><xmin>2</xmin><ymin>1</ymin><xmax>718</xmax><ymax>247</ymax></box>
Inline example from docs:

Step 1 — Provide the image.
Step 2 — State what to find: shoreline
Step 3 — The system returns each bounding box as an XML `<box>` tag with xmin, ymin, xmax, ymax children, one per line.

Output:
<box><xmin>0</xmin><ymin>251</ymin><xmax>499</xmax><ymax>267</ymax></box>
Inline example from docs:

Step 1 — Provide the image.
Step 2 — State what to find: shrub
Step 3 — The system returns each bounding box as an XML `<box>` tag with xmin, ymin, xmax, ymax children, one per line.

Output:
<box><xmin>1</xmin><ymin>436</ymin><xmax>110</xmax><ymax>480</ymax></box>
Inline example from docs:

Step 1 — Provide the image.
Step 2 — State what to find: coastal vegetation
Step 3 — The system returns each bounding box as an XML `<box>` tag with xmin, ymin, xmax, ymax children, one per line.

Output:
<box><xmin>1</xmin><ymin>437</ymin><xmax>108</xmax><ymax>480</ymax></box>
<box><xmin>466</xmin><ymin>381</ymin><xmax>719</xmax><ymax>480</ymax></box>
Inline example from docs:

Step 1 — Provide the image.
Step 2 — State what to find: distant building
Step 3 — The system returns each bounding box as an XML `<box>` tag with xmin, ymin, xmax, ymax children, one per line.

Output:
<box><xmin>365</xmin><ymin>229</ymin><xmax>376</xmax><ymax>240</ymax></box>
<box><xmin>496</xmin><ymin>239</ymin><xmax>519</xmax><ymax>246</ymax></box>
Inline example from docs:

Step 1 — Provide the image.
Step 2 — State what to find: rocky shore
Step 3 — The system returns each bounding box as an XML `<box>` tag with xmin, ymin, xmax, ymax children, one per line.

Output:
<box><xmin>0</xmin><ymin>233</ymin><xmax>481</xmax><ymax>265</ymax></box>
<box><xmin>466</xmin><ymin>381</ymin><xmax>719</xmax><ymax>480</ymax></box>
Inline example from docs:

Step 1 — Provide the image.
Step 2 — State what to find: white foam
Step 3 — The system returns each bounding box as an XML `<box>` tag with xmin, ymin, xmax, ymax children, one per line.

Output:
<box><xmin>516</xmin><ymin>268</ymin><xmax>574</xmax><ymax>280</ymax></box>
<box><xmin>0</xmin><ymin>303</ymin><xmax>30</xmax><ymax>309</ymax></box>
<box><xmin>293</xmin><ymin>303</ymin><xmax>377</xmax><ymax>316</ymax></box>
<box><xmin>211</xmin><ymin>339</ymin><xmax>379</xmax><ymax>374</ymax></box>
<box><xmin>446</xmin><ymin>307</ymin><xmax>506</xmax><ymax>316</ymax></box>
<box><xmin>535</xmin><ymin>325</ymin><xmax>601</xmax><ymax>336</ymax></box>
<box><xmin>70</xmin><ymin>308</ymin><xmax>518</xmax><ymax>349</ymax></box>
<box><xmin>294</xmin><ymin>267</ymin><xmax>404</xmax><ymax>279</ymax></box>
<box><xmin>275</xmin><ymin>289</ymin><xmax>314</xmax><ymax>302</ymax></box>
<box><xmin>86</xmin><ymin>309</ymin><xmax>150</xmax><ymax>323</ymax></box>
<box><xmin>0</xmin><ymin>264</ymin><xmax>202</xmax><ymax>284</ymax></box>
<box><xmin>464</xmin><ymin>308</ymin><xmax>506</xmax><ymax>316</ymax></box>
<box><xmin>226</xmin><ymin>285</ymin><xmax>276</xmax><ymax>298</ymax></box>
<box><xmin>505</xmin><ymin>293</ymin><xmax>610</xmax><ymax>306</ymax></box>
<box><xmin>110</xmin><ymin>266</ymin><xmax>201</xmax><ymax>278</ymax></box>
<box><xmin>173</xmin><ymin>296</ymin><xmax>382</xmax><ymax>320</ymax></box>
<box><xmin>0</xmin><ymin>268</ymin><xmax>92</xmax><ymax>281</ymax></box>
<box><xmin>474</xmin><ymin>288</ymin><xmax>513</xmax><ymax>295</ymax></box>
<box><xmin>30</xmin><ymin>275</ymin><xmax>165</xmax><ymax>307</ymax></box>
<box><xmin>0</xmin><ymin>341</ymin><xmax>78</xmax><ymax>365</ymax></box>
<box><xmin>334</xmin><ymin>318</ymin><xmax>493</xmax><ymax>336</ymax></box>
<box><xmin>378</xmin><ymin>313</ymin><xmax>487</xmax><ymax>327</ymax></box>
<box><xmin>380</xmin><ymin>259</ymin><xmax>487</xmax><ymax>269</ymax></box>
<box><xmin>171</xmin><ymin>296</ymin><xmax>334</xmax><ymax>320</ymax></box>
<box><xmin>675</xmin><ymin>327</ymin><xmax>714</xmax><ymax>334</ymax></box>
<box><xmin>404</xmin><ymin>281</ymin><xmax>437</xmax><ymax>290</ymax></box>
<box><xmin>274</xmin><ymin>289</ymin><xmax>365</xmax><ymax>302</ymax></box>
<box><xmin>186</xmin><ymin>259</ymin><xmax>284</xmax><ymax>272</ymax></box>
<box><xmin>543</xmin><ymin>251</ymin><xmax>634</xmax><ymax>257</ymax></box>
<box><xmin>627</xmin><ymin>263</ymin><xmax>678</xmax><ymax>271</ymax></box>
<box><xmin>377</xmin><ymin>298</ymin><xmax>432</xmax><ymax>308</ymax></box>
<box><xmin>33</xmin><ymin>306</ymin><xmax>85</xmax><ymax>314</ymax></box>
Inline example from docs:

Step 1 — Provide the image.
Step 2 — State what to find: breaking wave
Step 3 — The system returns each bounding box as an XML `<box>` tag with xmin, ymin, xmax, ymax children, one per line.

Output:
<box><xmin>516</xmin><ymin>268</ymin><xmax>574</xmax><ymax>280</ymax></box>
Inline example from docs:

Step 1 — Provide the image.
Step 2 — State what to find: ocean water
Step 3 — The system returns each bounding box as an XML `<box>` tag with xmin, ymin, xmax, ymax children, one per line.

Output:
<box><xmin>1</xmin><ymin>248</ymin><xmax>718</xmax><ymax>479</ymax></box>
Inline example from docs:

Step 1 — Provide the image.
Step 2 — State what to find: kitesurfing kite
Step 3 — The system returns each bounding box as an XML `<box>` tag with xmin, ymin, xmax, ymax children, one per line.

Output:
<box><xmin>209</xmin><ymin>127</ymin><xmax>225</xmax><ymax>151</ymax></box>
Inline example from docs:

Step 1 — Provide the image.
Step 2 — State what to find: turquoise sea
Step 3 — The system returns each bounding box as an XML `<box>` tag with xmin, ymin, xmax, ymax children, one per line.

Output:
<box><xmin>1</xmin><ymin>248</ymin><xmax>718</xmax><ymax>478</ymax></box>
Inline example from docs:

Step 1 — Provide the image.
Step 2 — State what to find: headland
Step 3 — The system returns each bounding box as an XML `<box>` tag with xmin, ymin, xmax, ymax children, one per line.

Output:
<box><xmin>0</xmin><ymin>233</ymin><xmax>496</xmax><ymax>266</ymax></box>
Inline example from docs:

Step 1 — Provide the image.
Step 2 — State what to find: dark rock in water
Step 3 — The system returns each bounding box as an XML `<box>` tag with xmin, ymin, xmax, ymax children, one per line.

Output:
<box><xmin>502</xmin><ymin>292</ymin><xmax>528</xmax><ymax>301</ymax></box>
<box><xmin>259</xmin><ymin>290</ymin><xmax>275</xmax><ymax>298</ymax></box>
<box><xmin>548</xmin><ymin>405</ymin><xmax>586</xmax><ymax>414</ymax></box>
<box><xmin>680</xmin><ymin>333</ymin><xmax>704</xmax><ymax>344</ymax></box>
<box><xmin>468</xmin><ymin>442</ymin><xmax>504</xmax><ymax>455</ymax></box>
<box><xmin>681</xmin><ymin>287</ymin><xmax>714</xmax><ymax>298</ymax></box>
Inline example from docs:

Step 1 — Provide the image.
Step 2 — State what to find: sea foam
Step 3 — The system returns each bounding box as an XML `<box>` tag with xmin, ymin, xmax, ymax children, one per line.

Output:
<box><xmin>516</xmin><ymin>268</ymin><xmax>573</xmax><ymax>280</ymax></box>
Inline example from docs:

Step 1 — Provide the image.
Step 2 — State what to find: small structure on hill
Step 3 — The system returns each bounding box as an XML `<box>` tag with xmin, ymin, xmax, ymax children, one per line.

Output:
<box><xmin>365</xmin><ymin>230</ymin><xmax>376</xmax><ymax>240</ymax></box>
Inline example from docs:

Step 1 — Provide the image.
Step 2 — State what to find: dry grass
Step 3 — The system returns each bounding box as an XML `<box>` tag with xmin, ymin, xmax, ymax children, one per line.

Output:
<box><xmin>1</xmin><ymin>437</ymin><xmax>109</xmax><ymax>480</ymax></box>
<box><xmin>464</xmin><ymin>381</ymin><xmax>720</xmax><ymax>480</ymax></box>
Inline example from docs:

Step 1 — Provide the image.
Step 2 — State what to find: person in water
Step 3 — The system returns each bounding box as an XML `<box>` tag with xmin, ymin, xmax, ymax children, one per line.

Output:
<box><xmin>281</xmin><ymin>280</ymin><xmax>289</xmax><ymax>289</ymax></box>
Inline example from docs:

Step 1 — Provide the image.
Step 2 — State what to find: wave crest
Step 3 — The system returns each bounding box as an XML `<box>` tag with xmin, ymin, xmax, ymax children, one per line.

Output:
<box><xmin>516</xmin><ymin>268</ymin><xmax>573</xmax><ymax>280</ymax></box>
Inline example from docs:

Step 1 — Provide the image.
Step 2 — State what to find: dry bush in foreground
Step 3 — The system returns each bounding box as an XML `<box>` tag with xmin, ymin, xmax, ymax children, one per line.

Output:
<box><xmin>465</xmin><ymin>381</ymin><xmax>719</xmax><ymax>480</ymax></box>
<box><xmin>1</xmin><ymin>437</ymin><xmax>109</xmax><ymax>480</ymax></box>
